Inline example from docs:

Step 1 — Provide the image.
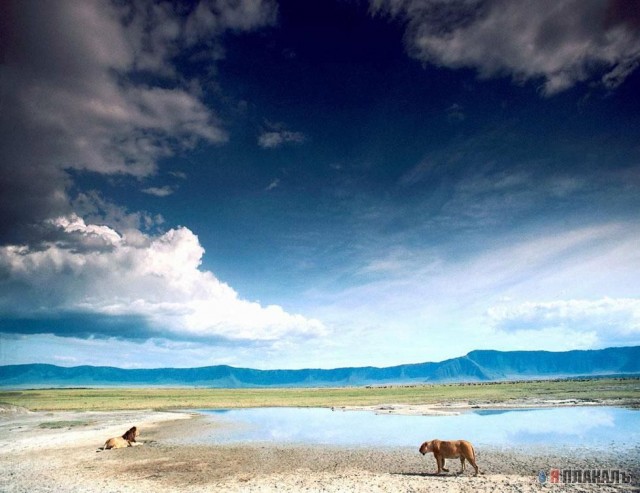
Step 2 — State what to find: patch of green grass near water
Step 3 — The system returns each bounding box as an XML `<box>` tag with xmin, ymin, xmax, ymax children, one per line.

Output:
<box><xmin>1</xmin><ymin>378</ymin><xmax>638</xmax><ymax>412</ymax></box>
<box><xmin>37</xmin><ymin>420</ymin><xmax>94</xmax><ymax>429</ymax></box>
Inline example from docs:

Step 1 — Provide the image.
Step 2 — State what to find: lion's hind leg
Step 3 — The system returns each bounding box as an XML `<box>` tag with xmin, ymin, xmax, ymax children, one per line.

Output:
<box><xmin>469</xmin><ymin>456</ymin><xmax>479</xmax><ymax>476</ymax></box>
<box><xmin>459</xmin><ymin>456</ymin><xmax>466</xmax><ymax>474</ymax></box>
<box><xmin>468</xmin><ymin>447</ymin><xmax>479</xmax><ymax>476</ymax></box>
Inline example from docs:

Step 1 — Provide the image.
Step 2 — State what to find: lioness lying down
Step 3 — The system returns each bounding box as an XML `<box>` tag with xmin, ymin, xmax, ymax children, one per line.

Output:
<box><xmin>419</xmin><ymin>439</ymin><xmax>479</xmax><ymax>476</ymax></box>
<box><xmin>102</xmin><ymin>426</ymin><xmax>139</xmax><ymax>450</ymax></box>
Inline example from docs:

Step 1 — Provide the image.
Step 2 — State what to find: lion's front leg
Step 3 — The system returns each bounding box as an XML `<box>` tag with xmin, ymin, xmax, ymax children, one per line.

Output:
<box><xmin>435</xmin><ymin>455</ymin><xmax>448</xmax><ymax>474</ymax></box>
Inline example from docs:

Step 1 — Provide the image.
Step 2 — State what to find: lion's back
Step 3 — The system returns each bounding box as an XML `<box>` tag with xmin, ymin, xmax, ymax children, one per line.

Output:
<box><xmin>438</xmin><ymin>440</ymin><xmax>475</xmax><ymax>459</ymax></box>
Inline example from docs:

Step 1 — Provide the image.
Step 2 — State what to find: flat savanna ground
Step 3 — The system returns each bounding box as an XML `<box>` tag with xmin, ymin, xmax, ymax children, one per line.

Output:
<box><xmin>1</xmin><ymin>378</ymin><xmax>639</xmax><ymax>492</ymax></box>
<box><xmin>2</xmin><ymin>377</ymin><xmax>640</xmax><ymax>411</ymax></box>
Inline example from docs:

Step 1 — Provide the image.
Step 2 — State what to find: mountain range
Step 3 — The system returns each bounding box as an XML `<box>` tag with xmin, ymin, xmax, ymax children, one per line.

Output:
<box><xmin>1</xmin><ymin>346</ymin><xmax>639</xmax><ymax>388</ymax></box>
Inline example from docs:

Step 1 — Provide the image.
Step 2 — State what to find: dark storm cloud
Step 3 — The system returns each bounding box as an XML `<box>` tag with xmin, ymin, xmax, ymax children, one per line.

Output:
<box><xmin>0</xmin><ymin>0</ymin><xmax>277</xmax><ymax>244</ymax></box>
<box><xmin>0</xmin><ymin>313</ymin><xmax>156</xmax><ymax>341</ymax></box>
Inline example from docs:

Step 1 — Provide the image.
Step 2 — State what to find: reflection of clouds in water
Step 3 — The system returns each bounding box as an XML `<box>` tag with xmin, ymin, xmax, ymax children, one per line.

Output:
<box><xmin>263</xmin><ymin>408</ymin><xmax>362</xmax><ymax>444</ymax></box>
<box><xmin>516</xmin><ymin>408</ymin><xmax>614</xmax><ymax>434</ymax></box>
<box><xmin>198</xmin><ymin>407</ymin><xmax>637</xmax><ymax>450</ymax></box>
<box><xmin>488</xmin><ymin>408</ymin><xmax>616</xmax><ymax>446</ymax></box>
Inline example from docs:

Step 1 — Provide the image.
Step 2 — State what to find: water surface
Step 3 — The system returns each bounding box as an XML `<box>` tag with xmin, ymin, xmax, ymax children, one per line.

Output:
<box><xmin>194</xmin><ymin>406</ymin><xmax>639</xmax><ymax>451</ymax></box>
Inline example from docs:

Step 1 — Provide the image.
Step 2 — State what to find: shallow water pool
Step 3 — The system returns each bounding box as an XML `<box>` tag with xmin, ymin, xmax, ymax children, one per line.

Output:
<box><xmin>194</xmin><ymin>406</ymin><xmax>639</xmax><ymax>451</ymax></box>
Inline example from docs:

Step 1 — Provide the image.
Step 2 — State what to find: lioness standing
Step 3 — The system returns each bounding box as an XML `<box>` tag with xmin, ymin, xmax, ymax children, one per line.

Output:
<box><xmin>419</xmin><ymin>439</ymin><xmax>479</xmax><ymax>476</ymax></box>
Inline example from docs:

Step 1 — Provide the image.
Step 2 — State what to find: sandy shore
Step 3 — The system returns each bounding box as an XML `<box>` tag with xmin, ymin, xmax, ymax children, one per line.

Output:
<box><xmin>1</xmin><ymin>406</ymin><xmax>638</xmax><ymax>492</ymax></box>
<box><xmin>336</xmin><ymin>398</ymin><xmax>640</xmax><ymax>416</ymax></box>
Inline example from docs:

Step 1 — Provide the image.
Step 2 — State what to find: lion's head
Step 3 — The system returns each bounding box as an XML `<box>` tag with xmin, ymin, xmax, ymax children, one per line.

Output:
<box><xmin>419</xmin><ymin>441</ymin><xmax>431</xmax><ymax>455</ymax></box>
<box><xmin>122</xmin><ymin>426</ymin><xmax>139</xmax><ymax>442</ymax></box>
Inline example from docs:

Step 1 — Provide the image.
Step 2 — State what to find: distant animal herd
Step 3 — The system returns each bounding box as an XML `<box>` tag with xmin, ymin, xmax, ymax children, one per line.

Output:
<box><xmin>100</xmin><ymin>426</ymin><xmax>480</xmax><ymax>476</ymax></box>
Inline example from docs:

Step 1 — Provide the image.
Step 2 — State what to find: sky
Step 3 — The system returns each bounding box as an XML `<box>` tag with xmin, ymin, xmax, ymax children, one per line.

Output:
<box><xmin>1</xmin><ymin>0</ymin><xmax>639</xmax><ymax>370</ymax></box>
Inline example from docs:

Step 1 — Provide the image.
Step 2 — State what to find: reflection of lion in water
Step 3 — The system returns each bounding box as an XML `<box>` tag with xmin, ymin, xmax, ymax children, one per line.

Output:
<box><xmin>103</xmin><ymin>426</ymin><xmax>139</xmax><ymax>450</ymax></box>
<box><xmin>419</xmin><ymin>439</ymin><xmax>479</xmax><ymax>476</ymax></box>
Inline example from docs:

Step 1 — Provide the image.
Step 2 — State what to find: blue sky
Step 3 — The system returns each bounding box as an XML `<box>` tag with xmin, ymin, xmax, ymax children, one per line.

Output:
<box><xmin>1</xmin><ymin>0</ymin><xmax>639</xmax><ymax>369</ymax></box>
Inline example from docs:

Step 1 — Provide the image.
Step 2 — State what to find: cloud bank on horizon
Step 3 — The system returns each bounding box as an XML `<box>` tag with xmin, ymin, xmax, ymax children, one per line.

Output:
<box><xmin>0</xmin><ymin>0</ymin><xmax>639</xmax><ymax>369</ymax></box>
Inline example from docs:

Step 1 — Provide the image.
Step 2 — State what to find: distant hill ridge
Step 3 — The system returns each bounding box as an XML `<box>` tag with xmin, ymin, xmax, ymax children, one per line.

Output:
<box><xmin>1</xmin><ymin>346</ymin><xmax>639</xmax><ymax>388</ymax></box>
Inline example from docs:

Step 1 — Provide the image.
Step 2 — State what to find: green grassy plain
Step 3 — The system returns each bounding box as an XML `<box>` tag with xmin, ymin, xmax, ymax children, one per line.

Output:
<box><xmin>1</xmin><ymin>378</ymin><xmax>638</xmax><ymax>411</ymax></box>
<box><xmin>37</xmin><ymin>420</ymin><xmax>94</xmax><ymax>429</ymax></box>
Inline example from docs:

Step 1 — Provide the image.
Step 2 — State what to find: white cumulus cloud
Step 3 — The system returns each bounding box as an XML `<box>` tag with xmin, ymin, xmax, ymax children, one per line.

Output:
<box><xmin>0</xmin><ymin>215</ymin><xmax>327</xmax><ymax>343</ymax></box>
